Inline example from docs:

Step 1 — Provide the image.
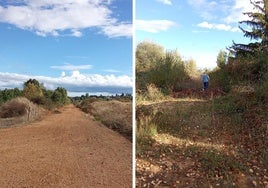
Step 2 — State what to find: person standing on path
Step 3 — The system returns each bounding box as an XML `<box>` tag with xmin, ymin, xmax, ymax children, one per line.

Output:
<box><xmin>202</xmin><ymin>72</ymin><xmax>210</xmax><ymax>90</ymax></box>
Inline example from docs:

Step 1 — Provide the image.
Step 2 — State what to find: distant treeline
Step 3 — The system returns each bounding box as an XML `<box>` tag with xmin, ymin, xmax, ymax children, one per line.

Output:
<box><xmin>0</xmin><ymin>79</ymin><xmax>69</xmax><ymax>109</ymax></box>
<box><xmin>70</xmin><ymin>93</ymin><xmax>132</xmax><ymax>102</ymax></box>
<box><xmin>0</xmin><ymin>88</ymin><xmax>22</xmax><ymax>104</ymax></box>
<box><xmin>0</xmin><ymin>79</ymin><xmax>132</xmax><ymax>107</ymax></box>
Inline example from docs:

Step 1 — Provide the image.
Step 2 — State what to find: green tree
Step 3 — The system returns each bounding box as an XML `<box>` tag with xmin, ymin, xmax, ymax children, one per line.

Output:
<box><xmin>0</xmin><ymin>88</ymin><xmax>22</xmax><ymax>104</ymax></box>
<box><xmin>22</xmin><ymin>79</ymin><xmax>43</xmax><ymax>102</ymax></box>
<box><xmin>217</xmin><ymin>50</ymin><xmax>227</xmax><ymax>69</ymax></box>
<box><xmin>150</xmin><ymin>50</ymin><xmax>186</xmax><ymax>93</ymax></box>
<box><xmin>52</xmin><ymin>87</ymin><xmax>69</xmax><ymax>105</ymax></box>
<box><xmin>230</xmin><ymin>0</ymin><xmax>268</xmax><ymax>55</ymax></box>
<box><xmin>136</xmin><ymin>41</ymin><xmax>165</xmax><ymax>72</ymax></box>
<box><xmin>184</xmin><ymin>59</ymin><xmax>198</xmax><ymax>76</ymax></box>
<box><xmin>24</xmin><ymin>79</ymin><xmax>41</xmax><ymax>88</ymax></box>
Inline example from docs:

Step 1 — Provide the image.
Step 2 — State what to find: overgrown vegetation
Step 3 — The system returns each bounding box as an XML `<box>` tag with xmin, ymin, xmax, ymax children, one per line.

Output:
<box><xmin>0</xmin><ymin>99</ymin><xmax>27</xmax><ymax>118</ymax></box>
<box><xmin>0</xmin><ymin>79</ymin><xmax>70</xmax><ymax>109</ymax></box>
<box><xmin>76</xmin><ymin>96</ymin><xmax>132</xmax><ymax>141</ymax></box>
<box><xmin>0</xmin><ymin>79</ymin><xmax>70</xmax><ymax>127</ymax></box>
<box><xmin>136</xmin><ymin>1</ymin><xmax>268</xmax><ymax>187</ymax></box>
<box><xmin>136</xmin><ymin>41</ymin><xmax>196</xmax><ymax>96</ymax></box>
<box><xmin>0</xmin><ymin>97</ymin><xmax>44</xmax><ymax>127</ymax></box>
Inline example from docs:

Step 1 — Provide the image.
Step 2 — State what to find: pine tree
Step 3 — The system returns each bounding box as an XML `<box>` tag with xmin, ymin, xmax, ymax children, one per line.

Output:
<box><xmin>229</xmin><ymin>0</ymin><xmax>268</xmax><ymax>55</ymax></box>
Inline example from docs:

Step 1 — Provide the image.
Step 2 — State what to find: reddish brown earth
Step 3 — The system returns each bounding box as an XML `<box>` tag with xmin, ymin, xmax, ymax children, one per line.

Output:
<box><xmin>0</xmin><ymin>104</ymin><xmax>132</xmax><ymax>187</ymax></box>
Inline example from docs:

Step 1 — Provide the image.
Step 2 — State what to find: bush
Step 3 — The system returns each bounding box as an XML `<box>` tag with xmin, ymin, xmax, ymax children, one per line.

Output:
<box><xmin>136</xmin><ymin>41</ymin><xmax>165</xmax><ymax>72</ymax></box>
<box><xmin>255</xmin><ymin>74</ymin><xmax>268</xmax><ymax>104</ymax></box>
<box><xmin>0</xmin><ymin>88</ymin><xmax>22</xmax><ymax>104</ymax></box>
<box><xmin>149</xmin><ymin>50</ymin><xmax>186</xmax><ymax>93</ymax></box>
<box><xmin>209</xmin><ymin>68</ymin><xmax>231</xmax><ymax>92</ymax></box>
<box><xmin>136</xmin><ymin>42</ymin><xmax>187</xmax><ymax>95</ymax></box>
<box><xmin>30</xmin><ymin>96</ymin><xmax>46</xmax><ymax>105</ymax></box>
<box><xmin>136</xmin><ymin>116</ymin><xmax>158</xmax><ymax>155</ymax></box>
<box><xmin>136</xmin><ymin>84</ymin><xmax>165</xmax><ymax>103</ymax></box>
<box><xmin>51</xmin><ymin>87</ymin><xmax>69</xmax><ymax>106</ymax></box>
<box><xmin>0</xmin><ymin>100</ymin><xmax>27</xmax><ymax>118</ymax></box>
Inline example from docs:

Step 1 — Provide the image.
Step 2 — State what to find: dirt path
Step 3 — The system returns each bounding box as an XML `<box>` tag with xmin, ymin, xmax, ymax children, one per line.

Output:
<box><xmin>0</xmin><ymin>104</ymin><xmax>132</xmax><ymax>187</ymax></box>
<box><xmin>136</xmin><ymin>98</ymin><xmax>268</xmax><ymax>187</ymax></box>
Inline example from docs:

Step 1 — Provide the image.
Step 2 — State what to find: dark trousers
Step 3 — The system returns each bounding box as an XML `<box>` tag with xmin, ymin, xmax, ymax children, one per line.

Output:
<box><xmin>203</xmin><ymin>82</ymin><xmax>209</xmax><ymax>90</ymax></box>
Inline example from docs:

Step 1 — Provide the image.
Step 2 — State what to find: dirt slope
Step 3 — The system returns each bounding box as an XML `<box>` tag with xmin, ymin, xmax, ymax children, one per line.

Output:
<box><xmin>0</xmin><ymin>104</ymin><xmax>132</xmax><ymax>187</ymax></box>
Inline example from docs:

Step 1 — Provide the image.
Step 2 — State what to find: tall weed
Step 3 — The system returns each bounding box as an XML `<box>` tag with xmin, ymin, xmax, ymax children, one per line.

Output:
<box><xmin>136</xmin><ymin>116</ymin><xmax>158</xmax><ymax>155</ymax></box>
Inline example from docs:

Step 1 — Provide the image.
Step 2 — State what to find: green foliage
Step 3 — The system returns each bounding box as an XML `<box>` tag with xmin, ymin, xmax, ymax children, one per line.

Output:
<box><xmin>224</xmin><ymin>51</ymin><xmax>268</xmax><ymax>85</ymax></box>
<box><xmin>136</xmin><ymin>84</ymin><xmax>165</xmax><ymax>103</ymax></box>
<box><xmin>229</xmin><ymin>0</ymin><xmax>268</xmax><ymax>55</ymax></box>
<box><xmin>216</xmin><ymin>50</ymin><xmax>227</xmax><ymax>69</ymax></box>
<box><xmin>0</xmin><ymin>79</ymin><xmax>71</xmax><ymax>110</ymax></box>
<box><xmin>136</xmin><ymin>41</ymin><xmax>187</xmax><ymax>95</ymax></box>
<box><xmin>210</xmin><ymin>68</ymin><xmax>231</xmax><ymax>92</ymax></box>
<box><xmin>51</xmin><ymin>87</ymin><xmax>69</xmax><ymax>105</ymax></box>
<box><xmin>149</xmin><ymin>50</ymin><xmax>187</xmax><ymax>93</ymax></box>
<box><xmin>24</xmin><ymin>79</ymin><xmax>41</xmax><ymax>88</ymax></box>
<box><xmin>0</xmin><ymin>88</ymin><xmax>22</xmax><ymax>104</ymax></box>
<box><xmin>136</xmin><ymin>116</ymin><xmax>158</xmax><ymax>155</ymax></box>
<box><xmin>23</xmin><ymin>79</ymin><xmax>43</xmax><ymax>102</ymax></box>
<box><xmin>255</xmin><ymin>71</ymin><xmax>268</xmax><ymax>104</ymax></box>
<box><xmin>136</xmin><ymin>40</ymin><xmax>165</xmax><ymax>72</ymax></box>
<box><xmin>184</xmin><ymin>59</ymin><xmax>198</xmax><ymax>76</ymax></box>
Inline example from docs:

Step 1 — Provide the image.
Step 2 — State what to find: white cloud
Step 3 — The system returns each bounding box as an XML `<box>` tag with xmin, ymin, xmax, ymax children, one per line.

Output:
<box><xmin>136</xmin><ymin>19</ymin><xmax>176</xmax><ymax>33</ymax></box>
<box><xmin>156</xmin><ymin>0</ymin><xmax>172</xmax><ymax>5</ymax></box>
<box><xmin>71</xmin><ymin>29</ymin><xmax>83</xmax><ymax>37</ymax></box>
<box><xmin>0</xmin><ymin>71</ymin><xmax>133</xmax><ymax>91</ymax></box>
<box><xmin>224</xmin><ymin>0</ymin><xmax>254</xmax><ymax>24</ymax></box>
<box><xmin>188</xmin><ymin>0</ymin><xmax>254</xmax><ymax>24</ymax></box>
<box><xmin>101</xmin><ymin>23</ymin><xmax>132</xmax><ymax>38</ymax></box>
<box><xmin>50</xmin><ymin>63</ymin><xmax>92</xmax><ymax>71</ymax></box>
<box><xmin>197</xmin><ymin>22</ymin><xmax>213</xmax><ymax>29</ymax></box>
<box><xmin>197</xmin><ymin>21</ymin><xmax>239</xmax><ymax>32</ymax></box>
<box><xmin>61</xmin><ymin>71</ymin><xmax>66</xmax><ymax>77</ymax></box>
<box><xmin>187</xmin><ymin>0</ymin><xmax>220</xmax><ymax>20</ymax></box>
<box><xmin>0</xmin><ymin>0</ymin><xmax>132</xmax><ymax>38</ymax></box>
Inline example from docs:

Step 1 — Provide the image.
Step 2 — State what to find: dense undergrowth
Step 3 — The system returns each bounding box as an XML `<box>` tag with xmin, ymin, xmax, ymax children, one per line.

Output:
<box><xmin>136</xmin><ymin>40</ymin><xmax>268</xmax><ymax>187</ymax></box>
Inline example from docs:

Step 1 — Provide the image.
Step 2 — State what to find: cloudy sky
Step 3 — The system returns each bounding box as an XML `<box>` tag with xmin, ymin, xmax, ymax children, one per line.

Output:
<box><xmin>136</xmin><ymin>0</ymin><xmax>254</xmax><ymax>69</ymax></box>
<box><xmin>0</xmin><ymin>0</ymin><xmax>132</xmax><ymax>96</ymax></box>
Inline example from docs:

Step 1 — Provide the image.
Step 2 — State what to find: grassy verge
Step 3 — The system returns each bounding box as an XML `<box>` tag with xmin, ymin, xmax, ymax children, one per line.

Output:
<box><xmin>77</xmin><ymin>98</ymin><xmax>132</xmax><ymax>141</ymax></box>
<box><xmin>136</xmin><ymin>93</ymin><xmax>267</xmax><ymax>187</ymax></box>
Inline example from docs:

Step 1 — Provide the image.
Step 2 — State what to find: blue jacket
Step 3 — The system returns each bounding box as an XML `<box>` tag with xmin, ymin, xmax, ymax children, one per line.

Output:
<box><xmin>202</xmin><ymin>74</ymin><xmax>210</xmax><ymax>82</ymax></box>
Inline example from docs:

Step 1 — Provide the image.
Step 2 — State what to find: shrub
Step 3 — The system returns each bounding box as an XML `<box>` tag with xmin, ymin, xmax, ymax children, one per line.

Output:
<box><xmin>51</xmin><ymin>87</ymin><xmax>69</xmax><ymax>106</ymax></box>
<box><xmin>0</xmin><ymin>100</ymin><xmax>27</xmax><ymax>118</ymax></box>
<box><xmin>136</xmin><ymin>116</ymin><xmax>158</xmax><ymax>154</ymax></box>
<box><xmin>209</xmin><ymin>68</ymin><xmax>231</xmax><ymax>92</ymax></box>
<box><xmin>136</xmin><ymin>40</ymin><xmax>165</xmax><ymax>72</ymax></box>
<box><xmin>149</xmin><ymin>50</ymin><xmax>187</xmax><ymax>93</ymax></box>
<box><xmin>146</xmin><ymin>84</ymin><xmax>165</xmax><ymax>101</ymax></box>
<box><xmin>23</xmin><ymin>79</ymin><xmax>43</xmax><ymax>101</ymax></box>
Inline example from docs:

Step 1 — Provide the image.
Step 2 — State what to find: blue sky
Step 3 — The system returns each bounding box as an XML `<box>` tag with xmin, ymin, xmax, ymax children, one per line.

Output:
<box><xmin>0</xmin><ymin>0</ymin><xmax>132</xmax><ymax>96</ymax></box>
<box><xmin>136</xmin><ymin>0</ymin><xmax>254</xmax><ymax>69</ymax></box>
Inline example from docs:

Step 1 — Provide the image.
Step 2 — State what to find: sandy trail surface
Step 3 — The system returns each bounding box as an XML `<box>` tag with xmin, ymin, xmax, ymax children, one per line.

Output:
<box><xmin>0</xmin><ymin>104</ymin><xmax>132</xmax><ymax>187</ymax></box>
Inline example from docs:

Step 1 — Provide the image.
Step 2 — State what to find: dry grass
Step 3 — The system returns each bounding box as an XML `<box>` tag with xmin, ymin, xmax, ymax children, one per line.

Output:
<box><xmin>0</xmin><ymin>97</ymin><xmax>44</xmax><ymax>128</ymax></box>
<box><xmin>78</xmin><ymin>99</ymin><xmax>132</xmax><ymax>141</ymax></box>
<box><xmin>136</xmin><ymin>95</ymin><xmax>268</xmax><ymax>187</ymax></box>
<box><xmin>0</xmin><ymin>100</ymin><xmax>27</xmax><ymax>118</ymax></box>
